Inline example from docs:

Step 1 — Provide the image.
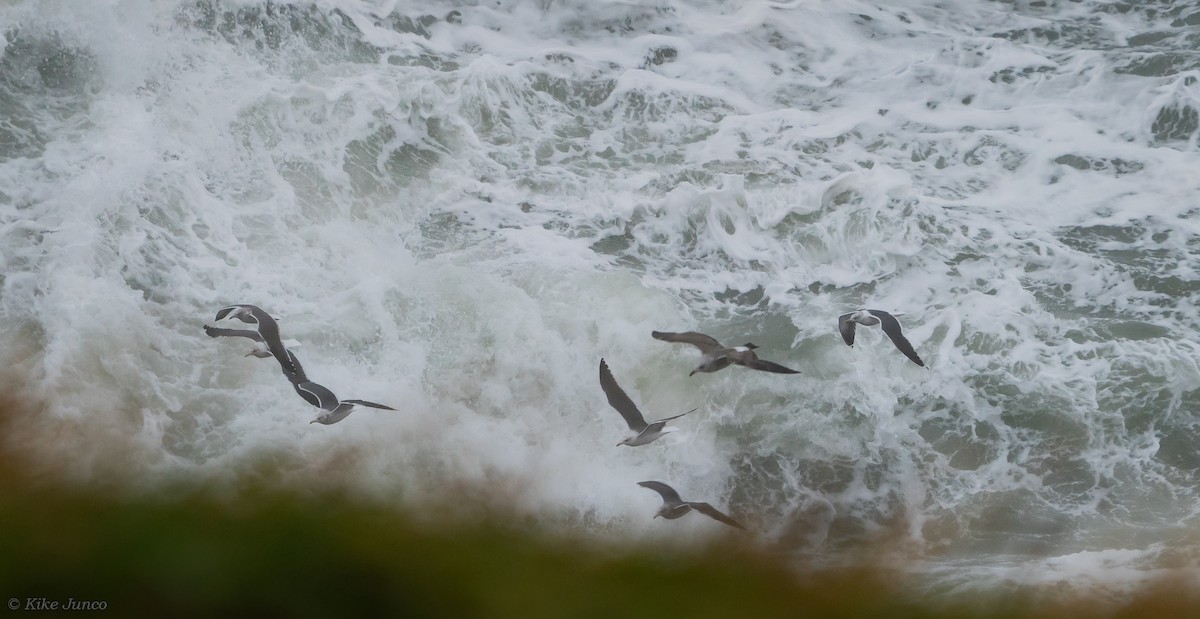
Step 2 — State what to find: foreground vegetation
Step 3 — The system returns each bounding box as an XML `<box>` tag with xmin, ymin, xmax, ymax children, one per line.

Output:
<box><xmin>1</xmin><ymin>401</ymin><xmax>1197</xmax><ymax>618</ymax></box>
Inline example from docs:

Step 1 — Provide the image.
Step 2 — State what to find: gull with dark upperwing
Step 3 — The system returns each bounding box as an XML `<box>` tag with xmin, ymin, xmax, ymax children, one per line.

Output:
<box><xmin>637</xmin><ymin>480</ymin><xmax>744</xmax><ymax>529</ymax></box>
<box><xmin>600</xmin><ymin>358</ymin><xmax>694</xmax><ymax>446</ymax></box>
<box><xmin>838</xmin><ymin>309</ymin><xmax>925</xmax><ymax>367</ymax></box>
<box><xmin>203</xmin><ymin>325</ymin><xmax>301</xmax><ymax>362</ymax></box>
<box><xmin>213</xmin><ymin>304</ymin><xmax>298</xmax><ymax>375</ymax></box>
<box><xmin>651</xmin><ymin>330</ymin><xmax>800</xmax><ymax>376</ymax></box>
<box><xmin>206</xmin><ymin>304</ymin><xmax>395</xmax><ymax>425</ymax></box>
<box><xmin>294</xmin><ymin>382</ymin><xmax>397</xmax><ymax>426</ymax></box>
<box><xmin>262</xmin><ymin>343</ymin><xmax>393</xmax><ymax>424</ymax></box>
<box><xmin>274</xmin><ymin>340</ymin><xmax>396</xmax><ymax>425</ymax></box>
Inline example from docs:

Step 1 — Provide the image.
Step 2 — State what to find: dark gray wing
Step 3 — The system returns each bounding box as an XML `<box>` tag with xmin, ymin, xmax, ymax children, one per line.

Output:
<box><xmin>644</xmin><ymin>407</ymin><xmax>697</xmax><ymax>433</ymax></box>
<box><xmin>637</xmin><ymin>480</ymin><xmax>683</xmax><ymax>505</ymax></box>
<box><xmin>207</xmin><ymin>323</ymin><xmax>306</xmax><ymax>380</ymax></box>
<box><xmin>204</xmin><ymin>325</ymin><xmax>265</xmax><ymax>342</ymax></box>
<box><xmin>231</xmin><ymin>305</ymin><xmax>297</xmax><ymax>376</ymax></box>
<box><xmin>838</xmin><ymin>313</ymin><xmax>858</xmax><ymax>347</ymax></box>
<box><xmin>341</xmin><ymin>399</ymin><xmax>396</xmax><ymax>411</ymax></box>
<box><xmin>599</xmin><ymin>359</ymin><xmax>647</xmax><ymax>432</ymax></box>
<box><xmin>739</xmin><ymin>358</ymin><xmax>800</xmax><ymax>374</ymax></box>
<box><xmin>688</xmin><ymin>502</ymin><xmax>745</xmax><ymax>529</ymax></box>
<box><xmin>282</xmin><ymin>350</ymin><xmax>309</xmax><ymax>383</ymax></box>
<box><xmin>206</xmin><ymin>324</ymin><xmax>305</xmax><ymax>380</ymax></box>
<box><xmin>240</xmin><ymin>306</ymin><xmax>296</xmax><ymax>374</ymax></box>
<box><xmin>869</xmin><ymin>310</ymin><xmax>925</xmax><ymax>367</ymax></box>
<box><xmin>294</xmin><ymin>380</ymin><xmax>339</xmax><ymax>411</ymax></box>
<box><xmin>652</xmin><ymin>331</ymin><xmax>724</xmax><ymax>353</ymax></box>
<box><xmin>215</xmin><ymin>304</ymin><xmax>256</xmax><ymax>323</ymax></box>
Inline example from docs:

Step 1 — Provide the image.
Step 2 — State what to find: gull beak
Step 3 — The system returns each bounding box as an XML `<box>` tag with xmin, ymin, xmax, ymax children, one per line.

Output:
<box><xmin>309</xmin><ymin>420</ymin><xmax>317</xmax><ymax>424</ymax></box>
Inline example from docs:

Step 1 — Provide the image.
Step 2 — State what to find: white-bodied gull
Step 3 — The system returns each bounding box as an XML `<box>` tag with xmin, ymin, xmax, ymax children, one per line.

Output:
<box><xmin>203</xmin><ymin>325</ymin><xmax>301</xmax><ymax>360</ymax></box>
<box><xmin>206</xmin><ymin>305</ymin><xmax>395</xmax><ymax>425</ymax></box>
<box><xmin>838</xmin><ymin>309</ymin><xmax>925</xmax><ymax>367</ymax></box>
<box><xmin>600</xmin><ymin>358</ymin><xmax>694</xmax><ymax>447</ymax></box>
<box><xmin>281</xmin><ymin>346</ymin><xmax>396</xmax><ymax>425</ymax></box>
<box><xmin>651</xmin><ymin>331</ymin><xmax>799</xmax><ymax>376</ymax></box>
<box><xmin>637</xmin><ymin>480</ymin><xmax>744</xmax><ymax>529</ymax></box>
<box><xmin>213</xmin><ymin>304</ymin><xmax>299</xmax><ymax>375</ymax></box>
<box><xmin>294</xmin><ymin>382</ymin><xmax>396</xmax><ymax>426</ymax></box>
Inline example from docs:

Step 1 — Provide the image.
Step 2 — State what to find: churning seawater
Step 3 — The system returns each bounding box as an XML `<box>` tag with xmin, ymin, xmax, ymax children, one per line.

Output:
<box><xmin>2</xmin><ymin>0</ymin><xmax>1199</xmax><ymax>596</ymax></box>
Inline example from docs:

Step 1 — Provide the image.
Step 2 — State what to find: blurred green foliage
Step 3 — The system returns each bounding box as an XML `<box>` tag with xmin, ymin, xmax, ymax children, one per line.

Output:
<box><xmin>0</xmin><ymin>398</ymin><xmax>1197</xmax><ymax>618</ymax></box>
<box><xmin>0</xmin><ymin>477</ymin><xmax>904</xmax><ymax>618</ymax></box>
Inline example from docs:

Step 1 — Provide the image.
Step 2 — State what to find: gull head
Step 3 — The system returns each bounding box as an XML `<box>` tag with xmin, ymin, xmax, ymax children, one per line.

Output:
<box><xmin>224</xmin><ymin>306</ymin><xmax>253</xmax><ymax>321</ymax></box>
<box><xmin>852</xmin><ymin>309</ymin><xmax>879</xmax><ymax>325</ymax></box>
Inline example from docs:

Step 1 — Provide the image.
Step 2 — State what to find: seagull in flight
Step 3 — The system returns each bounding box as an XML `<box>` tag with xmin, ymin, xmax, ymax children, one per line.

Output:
<box><xmin>838</xmin><ymin>309</ymin><xmax>925</xmax><ymax>367</ymax></box>
<box><xmin>205</xmin><ymin>305</ymin><xmax>395</xmax><ymax>424</ymax></box>
<box><xmin>203</xmin><ymin>325</ymin><xmax>301</xmax><ymax>361</ymax></box>
<box><xmin>294</xmin><ymin>381</ymin><xmax>397</xmax><ymax>425</ymax></box>
<box><xmin>212</xmin><ymin>304</ymin><xmax>299</xmax><ymax>375</ymax></box>
<box><xmin>651</xmin><ymin>331</ymin><xmax>800</xmax><ymax>376</ymax></box>
<box><xmin>637</xmin><ymin>480</ymin><xmax>744</xmax><ymax>529</ymax></box>
<box><xmin>599</xmin><ymin>359</ymin><xmax>694</xmax><ymax>446</ymax></box>
<box><xmin>279</xmin><ymin>348</ymin><xmax>396</xmax><ymax>425</ymax></box>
